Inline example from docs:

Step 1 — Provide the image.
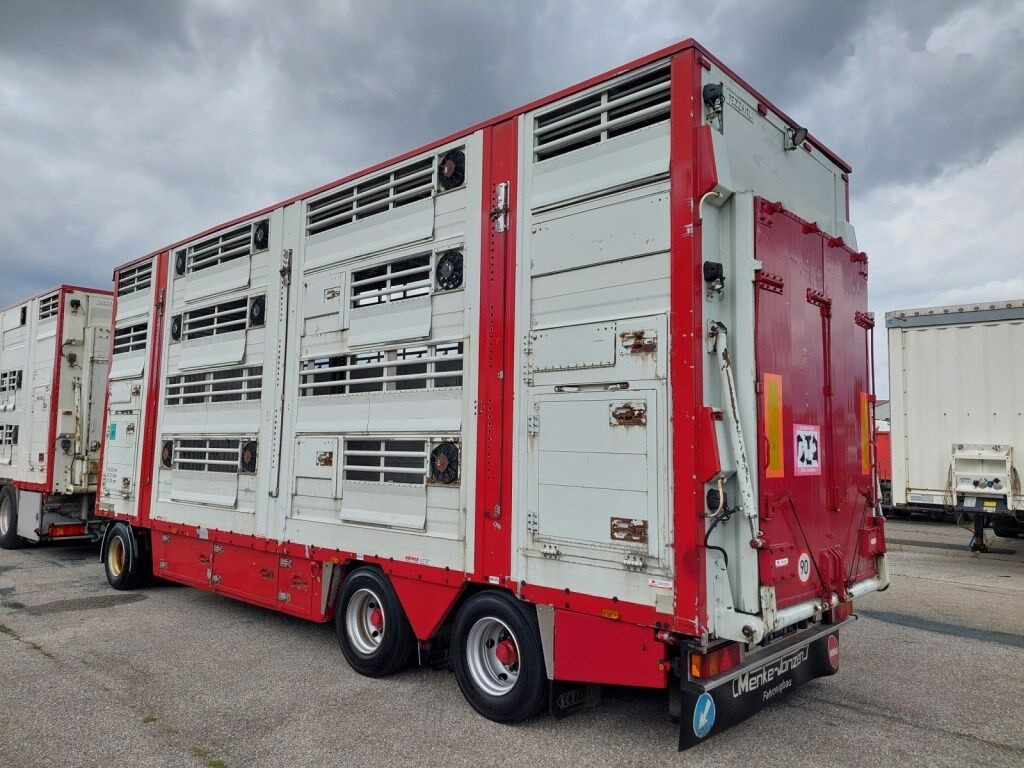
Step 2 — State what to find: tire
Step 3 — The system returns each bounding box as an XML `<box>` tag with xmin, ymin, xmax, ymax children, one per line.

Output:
<box><xmin>0</xmin><ymin>486</ymin><xmax>24</xmax><ymax>549</ymax></box>
<box><xmin>451</xmin><ymin>591</ymin><xmax>548</xmax><ymax>723</ymax></box>
<box><xmin>334</xmin><ymin>567</ymin><xmax>416</xmax><ymax>677</ymax></box>
<box><xmin>104</xmin><ymin>523</ymin><xmax>150</xmax><ymax>590</ymax></box>
<box><xmin>992</xmin><ymin>522</ymin><xmax>1022</xmax><ymax>539</ymax></box>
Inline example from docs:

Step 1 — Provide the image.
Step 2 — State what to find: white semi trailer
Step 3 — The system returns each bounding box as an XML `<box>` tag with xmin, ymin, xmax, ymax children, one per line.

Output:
<box><xmin>886</xmin><ymin>300</ymin><xmax>1024</xmax><ymax>547</ymax></box>
<box><xmin>0</xmin><ymin>285</ymin><xmax>113</xmax><ymax>548</ymax></box>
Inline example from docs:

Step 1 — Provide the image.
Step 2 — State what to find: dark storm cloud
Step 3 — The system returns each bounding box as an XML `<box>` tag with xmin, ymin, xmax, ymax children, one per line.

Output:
<box><xmin>0</xmin><ymin>0</ymin><xmax>1022</xmax><ymax>322</ymax></box>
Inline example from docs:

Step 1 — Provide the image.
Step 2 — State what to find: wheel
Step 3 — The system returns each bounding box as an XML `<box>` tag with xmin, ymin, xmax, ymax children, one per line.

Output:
<box><xmin>104</xmin><ymin>523</ymin><xmax>150</xmax><ymax>590</ymax></box>
<box><xmin>451</xmin><ymin>591</ymin><xmax>548</xmax><ymax>723</ymax></box>
<box><xmin>992</xmin><ymin>522</ymin><xmax>1022</xmax><ymax>539</ymax></box>
<box><xmin>0</xmin><ymin>486</ymin><xmax>24</xmax><ymax>549</ymax></box>
<box><xmin>334</xmin><ymin>567</ymin><xmax>416</xmax><ymax>677</ymax></box>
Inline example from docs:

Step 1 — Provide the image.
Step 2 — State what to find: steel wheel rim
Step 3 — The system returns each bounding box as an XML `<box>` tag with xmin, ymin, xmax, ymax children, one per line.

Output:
<box><xmin>108</xmin><ymin>536</ymin><xmax>125</xmax><ymax>578</ymax></box>
<box><xmin>0</xmin><ymin>496</ymin><xmax>10</xmax><ymax>536</ymax></box>
<box><xmin>465</xmin><ymin>617</ymin><xmax>521</xmax><ymax>696</ymax></box>
<box><xmin>346</xmin><ymin>587</ymin><xmax>385</xmax><ymax>655</ymax></box>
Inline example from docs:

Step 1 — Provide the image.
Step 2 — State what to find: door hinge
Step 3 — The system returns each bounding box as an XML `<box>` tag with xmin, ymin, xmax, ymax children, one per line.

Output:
<box><xmin>278</xmin><ymin>591</ymin><xmax>291</xmax><ymax>603</ymax></box>
<box><xmin>280</xmin><ymin>248</ymin><xmax>293</xmax><ymax>285</ymax></box>
<box><xmin>527</xmin><ymin>510</ymin><xmax>539</xmax><ymax>533</ymax></box>
<box><xmin>540</xmin><ymin>543</ymin><xmax>560</xmax><ymax>559</ymax></box>
<box><xmin>280</xmin><ymin>558</ymin><xmax>292</xmax><ymax>568</ymax></box>
<box><xmin>527</xmin><ymin>414</ymin><xmax>540</xmax><ymax>437</ymax></box>
<box><xmin>211</xmin><ymin>573</ymin><xmax>221</xmax><ymax>584</ymax></box>
<box><xmin>490</xmin><ymin>182</ymin><xmax>509</xmax><ymax>233</ymax></box>
<box><xmin>212</xmin><ymin>544</ymin><xmax>224</xmax><ymax>554</ymax></box>
<box><xmin>622</xmin><ymin>553</ymin><xmax>648</xmax><ymax>571</ymax></box>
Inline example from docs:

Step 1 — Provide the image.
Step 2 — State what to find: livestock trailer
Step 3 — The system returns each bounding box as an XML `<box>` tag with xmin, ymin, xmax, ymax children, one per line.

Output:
<box><xmin>0</xmin><ymin>285</ymin><xmax>113</xmax><ymax>548</ymax></box>
<box><xmin>95</xmin><ymin>38</ymin><xmax>887</xmax><ymax>748</ymax></box>
<box><xmin>876</xmin><ymin>420</ymin><xmax>891</xmax><ymax>504</ymax></box>
<box><xmin>887</xmin><ymin>300</ymin><xmax>1024</xmax><ymax>545</ymax></box>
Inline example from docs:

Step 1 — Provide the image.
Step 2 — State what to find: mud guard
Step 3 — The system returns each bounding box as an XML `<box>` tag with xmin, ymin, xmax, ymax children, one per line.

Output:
<box><xmin>99</xmin><ymin>520</ymin><xmax>141</xmax><ymax>567</ymax></box>
<box><xmin>679</xmin><ymin>623</ymin><xmax>842</xmax><ymax>750</ymax></box>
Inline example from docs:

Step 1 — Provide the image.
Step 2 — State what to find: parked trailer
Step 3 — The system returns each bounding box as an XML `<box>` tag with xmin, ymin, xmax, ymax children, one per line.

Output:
<box><xmin>876</xmin><ymin>420</ymin><xmax>892</xmax><ymax>505</ymax></box>
<box><xmin>95</xmin><ymin>39</ymin><xmax>887</xmax><ymax>748</ymax></box>
<box><xmin>0</xmin><ymin>286</ymin><xmax>113</xmax><ymax>548</ymax></box>
<box><xmin>887</xmin><ymin>300</ymin><xmax>1024</xmax><ymax>546</ymax></box>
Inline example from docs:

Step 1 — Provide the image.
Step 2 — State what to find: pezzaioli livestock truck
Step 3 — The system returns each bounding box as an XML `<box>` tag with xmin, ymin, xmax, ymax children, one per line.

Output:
<box><xmin>92</xmin><ymin>39</ymin><xmax>888</xmax><ymax>748</ymax></box>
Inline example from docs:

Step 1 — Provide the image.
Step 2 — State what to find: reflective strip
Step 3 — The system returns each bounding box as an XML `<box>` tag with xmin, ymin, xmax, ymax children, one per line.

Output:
<box><xmin>859</xmin><ymin>391</ymin><xmax>871</xmax><ymax>475</ymax></box>
<box><xmin>763</xmin><ymin>373</ymin><xmax>784</xmax><ymax>478</ymax></box>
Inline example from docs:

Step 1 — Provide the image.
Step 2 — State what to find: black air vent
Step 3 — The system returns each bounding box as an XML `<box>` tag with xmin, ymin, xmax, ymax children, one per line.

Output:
<box><xmin>170</xmin><ymin>315</ymin><xmax>182</xmax><ymax>342</ymax></box>
<box><xmin>429</xmin><ymin>441</ymin><xmax>460</xmax><ymax>484</ymax></box>
<box><xmin>252</xmin><ymin>219</ymin><xmax>270</xmax><ymax>251</ymax></box>
<box><xmin>161</xmin><ymin>440</ymin><xmax>173</xmax><ymax>468</ymax></box>
<box><xmin>435</xmin><ymin>250</ymin><xmax>464</xmax><ymax>291</ymax></box>
<box><xmin>240</xmin><ymin>441</ymin><xmax>258</xmax><ymax>473</ymax></box>
<box><xmin>437</xmin><ymin>149</ymin><xmax>466</xmax><ymax>191</ymax></box>
<box><xmin>248</xmin><ymin>295</ymin><xmax>266</xmax><ymax>328</ymax></box>
<box><xmin>175</xmin><ymin>250</ymin><xmax>187</xmax><ymax>276</ymax></box>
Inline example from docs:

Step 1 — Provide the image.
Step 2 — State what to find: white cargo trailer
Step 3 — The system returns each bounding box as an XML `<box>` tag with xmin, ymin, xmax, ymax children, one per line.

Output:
<box><xmin>0</xmin><ymin>285</ymin><xmax>113</xmax><ymax>547</ymax></box>
<box><xmin>886</xmin><ymin>300</ymin><xmax>1024</xmax><ymax>545</ymax></box>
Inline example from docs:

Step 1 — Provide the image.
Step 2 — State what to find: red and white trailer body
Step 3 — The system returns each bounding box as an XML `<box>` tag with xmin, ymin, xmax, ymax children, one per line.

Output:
<box><xmin>0</xmin><ymin>285</ymin><xmax>113</xmax><ymax>547</ymax></box>
<box><xmin>96</xmin><ymin>39</ymin><xmax>887</xmax><ymax>747</ymax></box>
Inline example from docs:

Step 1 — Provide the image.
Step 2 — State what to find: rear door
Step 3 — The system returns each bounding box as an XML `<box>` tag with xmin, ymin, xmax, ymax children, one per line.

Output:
<box><xmin>753</xmin><ymin>199</ymin><xmax>876</xmax><ymax>609</ymax></box>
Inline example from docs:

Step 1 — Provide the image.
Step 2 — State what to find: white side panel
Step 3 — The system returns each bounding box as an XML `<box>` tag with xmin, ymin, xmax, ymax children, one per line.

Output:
<box><xmin>304</xmin><ymin>197</ymin><xmax>435</xmax><ymax>270</ymax></box>
<box><xmin>347</xmin><ymin>296</ymin><xmax>432</xmax><ymax>347</ymax></box>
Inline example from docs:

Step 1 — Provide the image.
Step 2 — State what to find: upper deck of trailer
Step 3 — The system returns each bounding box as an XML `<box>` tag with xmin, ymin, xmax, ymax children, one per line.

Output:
<box><xmin>111</xmin><ymin>38</ymin><xmax>852</xmax><ymax>276</ymax></box>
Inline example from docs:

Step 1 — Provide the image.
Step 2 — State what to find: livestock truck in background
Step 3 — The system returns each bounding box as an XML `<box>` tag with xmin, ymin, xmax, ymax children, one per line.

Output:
<box><xmin>94</xmin><ymin>39</ymin><xmax>888</xmax><ymax>749</ymax></box>
<box><xmin>887</xmin><ymin>301</ymin><xmax>1024</xmax><ymax>548</ymax></box>
<box><xmin>0</xmin><ymin>286</ymin><xmax>112</xmax><ymax>548</ymax></box>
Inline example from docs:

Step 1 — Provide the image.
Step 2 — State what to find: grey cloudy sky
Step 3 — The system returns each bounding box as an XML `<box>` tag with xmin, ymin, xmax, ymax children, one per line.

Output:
<box><xmin>1</xmin><ymin>0</ymin><xmax>1022</xmax><ymax>394</ymax></box>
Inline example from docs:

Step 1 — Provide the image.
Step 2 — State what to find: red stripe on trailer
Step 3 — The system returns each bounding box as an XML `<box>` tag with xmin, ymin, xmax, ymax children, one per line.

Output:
<box><xmin>474</xmin><ymin>117</ymin><xmax>518</xmax><ymax>583</ymax></box>
<box><xmin>669</xmin><ymin>49</ymin><xmax>707</xmax><ymax>636</ymax></box>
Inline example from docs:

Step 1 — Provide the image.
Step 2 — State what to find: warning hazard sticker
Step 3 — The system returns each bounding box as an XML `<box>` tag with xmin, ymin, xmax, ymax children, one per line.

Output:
<box><xmin>793</xmin><ymin>424</ymin><xmax>821</xmax><ymax>476</ymax></box>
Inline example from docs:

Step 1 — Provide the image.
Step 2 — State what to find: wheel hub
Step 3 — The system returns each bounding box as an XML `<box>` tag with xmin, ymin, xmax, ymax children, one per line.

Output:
<box><xmin>494</xmin><ymin>638</ymin><xmax>518</xmax><ymax>666</ymax></box>
<box><xmin>368</xmin><ymin>607</ymin><xmax>383</xmax><ymax>630</ymax></box>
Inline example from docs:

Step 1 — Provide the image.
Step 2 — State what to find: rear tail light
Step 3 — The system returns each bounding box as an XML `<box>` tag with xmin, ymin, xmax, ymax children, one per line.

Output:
<box><xmin>827</xmin><ymin>599</ymin><xmax>853</xmax><ymax>624</ymax></box>
<box><xmin>49</xmin><ymin>524</ymin><xmax>87</xmax><ymax>538</ymax></box>
<box><xmin>690</xmin><ymin>643</ymin><xmax>743</xmax><ymax>679</ymax></box>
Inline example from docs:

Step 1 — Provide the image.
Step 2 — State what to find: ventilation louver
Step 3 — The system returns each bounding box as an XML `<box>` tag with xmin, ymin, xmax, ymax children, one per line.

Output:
<box><xmin>170</xmin><ymin>315</ymin><xmax>182</xmax><ymax>342</ymax></box>
<box><xmin>175</xmin><ymin>250</ymin><xmax>187</xmax><ymax>276</ymax></box>
<box><xmin>248</xmin><ymin>295</ymin><xmax>266</xmax><ymax>327</ymax></box>
<box><xmin>38</xmin><ymin>293</ymin><xmax>59</xmax><ymax>320</ymax></box>
<box><xmin>533</xmin><ymin>64</ymin><xmax>670</xmax><ymax>162</ymax></box>
<box><xmin>112</xmin><ymin>323</ymin><xmax>147</xmax><ymax>355</ymax></box>
<box><xmin>240</xmin><ymin>441</ymin><xmax>258</xmax><ymax>473</ymax></box>
<box><xmin>117</xmin><ymin>262</ymin><xmax>153</xmax><ymax>296</ymax></box>
<box><xmin>161</xmin><ymin>440</ymin><xmax>173</xmax><ymax>468</ymax></box>
<box><xmin>434</xmin><ymin>250</ymin><xmax>464</xmax><ymax>291</ymax></box>
<box><xmin>429</xmin><ymin>441</ymin><xmax>460</xmax><ymax>484</ymax></box>
<box><xmin>437</xmin><ymin>149</ymin><xmax>466</xmax><ymax>191</ymax></box>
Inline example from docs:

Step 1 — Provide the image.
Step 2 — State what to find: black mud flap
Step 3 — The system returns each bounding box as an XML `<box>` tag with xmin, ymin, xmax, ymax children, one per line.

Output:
<box><xmin>678</xmin><ymin>627</ymin><xmax>841</xmax><ymax>750</ymax></box>
<box><xmin>549</xmin><ymin>680</ymin><xmax>601</xmax><ymax>719</ymax></box>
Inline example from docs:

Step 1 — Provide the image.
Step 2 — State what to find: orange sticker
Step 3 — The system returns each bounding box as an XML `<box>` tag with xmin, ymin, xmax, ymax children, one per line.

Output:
<box><xmin>859</xmin><ymin>391</ymin><xmax>871</xmax><ymax>475</ymax></box>
<box><xmin>764</xmin><ymin>373</ymin><xmax>784</xmax><ymax>478</ymax></box>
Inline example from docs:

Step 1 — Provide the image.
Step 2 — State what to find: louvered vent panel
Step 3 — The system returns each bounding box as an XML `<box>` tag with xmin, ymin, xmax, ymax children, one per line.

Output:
<box><xmin>306</xmin><ymin>156</ymin><xmax>435</xmax><ymax>237</ymax></box>
<box><xmin>182</xmin><ymin>298</ymin><xmax>248</xmax><ymax>340</ymax></box>
<box><xmin>186</xmin><ymin>224</ymin><xmax>252</xmax><ymax>274</ymax></box>
<box><xmin>38</xmin><ymin>293</ymin><xmax>59</xmax><ymax>320</ymax></box>
<box><xmin>0</xmin><ymin>424</ymin><xmax>18</xmax><ymax>445</ymax></box>
<box><xmin>343</xmin><ymin>438</ymin><xmax>429</xmax><ymax>484</ymax></box>
<box><xmin>351</xmin><ymin>253</ymin><xmax>431</xmax><ymax>308</ymax></box>
<box><xmin>112</xmin><ymin>323</ymin><xmax>147</xmax><ymax>355</ymax></box>
<box><xmin>117</xmin><ymin>262</ymin><xmax>153</xmax><ymax>296</ymax></box>
<box><xmin>299</xmin><ymin>341</ymin><xmax>463</xmax><ymax>396</ymax></box>
<box><xmin>171</xmin><ymin>438</ymin><xmax>242</xmax><ymax>473</ymax></box>
<box><xmin>0</xmin><ymin>370</ymin><xmax>22</xmax><ymax>393</ymax></box>
<box><xmin>166</xmin><ymin>366</ymin><xmax>263</xmax><ymax>406</ymax></box>
<box><xmin>533</xmin><ymin>64</ymin><xmax>670</xmax><ymax>161</ymax></box>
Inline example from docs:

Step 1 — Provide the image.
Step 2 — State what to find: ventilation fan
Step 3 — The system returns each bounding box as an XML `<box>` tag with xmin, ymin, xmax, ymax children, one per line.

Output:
<box><xmin>240</xmin><ymin>441</ymin><xmax>258</xmax><ymax>473</ymax></box>
<box><xmin>435</xmin><ymin>250</ymin><xmax>464</xmax><ymax>291</ymax></box>
<box><xmin>249</xmin><ymin>295</ymin><xmax>266</xmax><ymax>327</ymax></box>
<box><xmin>429</xmin><ymin>441</ymin><xmax>460</xmax><ymax>484</ymax></box>
<box><xmin>437</xmin><ymin>149</ymin><xmax>465</xmax><ymax>191</ymax></box>
<box><xmin>252</xmin><ymin>219</ymin><xmax>270</xmax><ymax>251</ymax></box>
<box><xmin>170</xmin><ymin>315</ymin><xmax>182</xmax><ymax>342</ymax></box>
<box><xmin>161</xmin><ymin>440</ymin><xmax>173</xmax><ymax>469</ymax></box>
<box><xmin>175</xmin><ymin>249</ymin><xmax>187</xmax><ymax>276</ymax></box>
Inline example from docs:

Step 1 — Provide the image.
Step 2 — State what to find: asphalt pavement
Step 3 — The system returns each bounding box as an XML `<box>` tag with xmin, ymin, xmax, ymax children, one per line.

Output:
<box><xmin>1</xmin><ymin>519</ymin><xmax>1022</xmax><ymax>767</ymax></box>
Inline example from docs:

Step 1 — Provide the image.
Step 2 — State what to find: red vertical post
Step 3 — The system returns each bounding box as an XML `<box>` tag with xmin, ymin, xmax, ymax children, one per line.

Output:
<box><xmin>669</xmin><ymin>51</ymin><xmax>705</xmax><ymax>635</ymax></box>
<box><xmin>474</xmin><ymin>119</ymin><xmax>518</xmax><ymax>582</ymax></box>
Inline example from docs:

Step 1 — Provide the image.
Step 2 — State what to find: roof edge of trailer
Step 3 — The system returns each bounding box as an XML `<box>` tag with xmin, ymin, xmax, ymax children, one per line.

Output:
<box><xmin>113</xmin><ymin>37</ymin><xmax>853</xmax><ymax>276</ymax></box>
<box><xmin>885</xmin><ymin>299</ymin><xmax>1024</xmax><ymax>329</ymax></box>
<box><xmin>0</xmin><ymin>284</ymin><xmax>113</xmax><ymax>315</ymax></box>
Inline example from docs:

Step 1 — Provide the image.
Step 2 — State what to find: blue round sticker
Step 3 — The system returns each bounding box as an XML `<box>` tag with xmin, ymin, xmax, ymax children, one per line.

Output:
<box><xmin>692</xmin><ymin>692</ymin><xmax>716</xmax><ymax>739</ymax></box>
